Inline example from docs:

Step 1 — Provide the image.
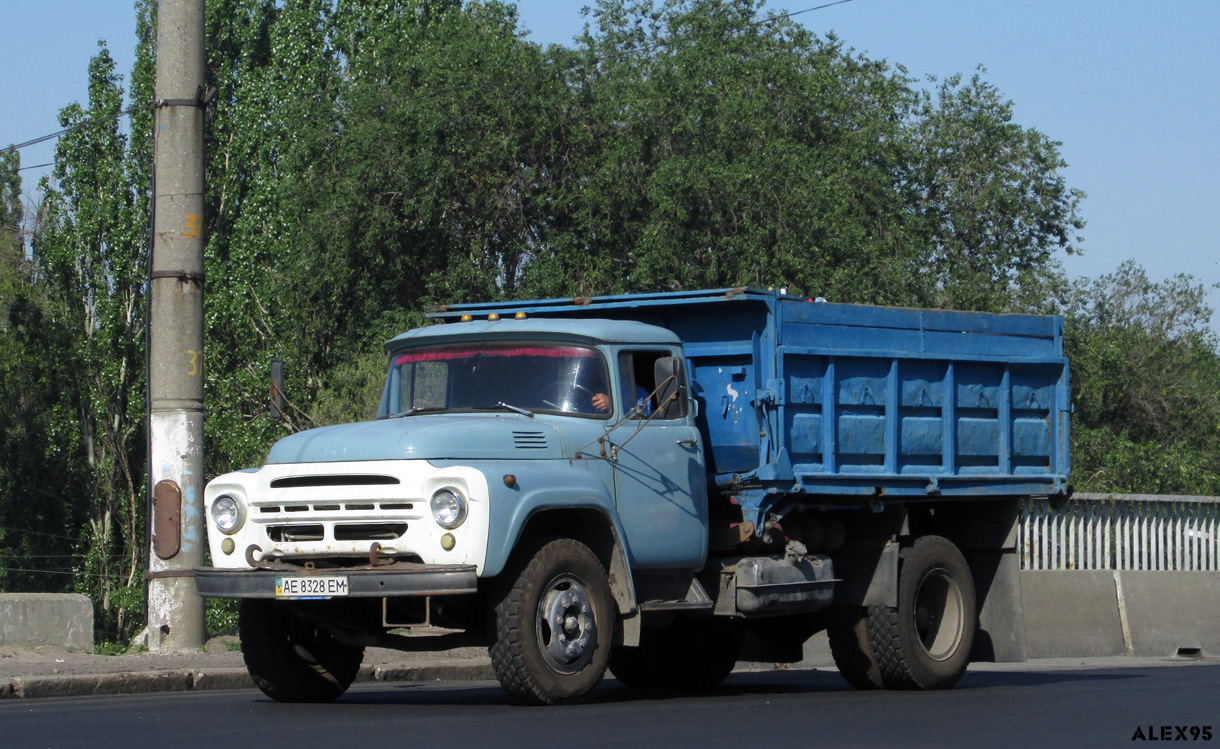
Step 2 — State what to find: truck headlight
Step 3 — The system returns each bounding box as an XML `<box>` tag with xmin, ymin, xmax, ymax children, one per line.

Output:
<box><xmin>211</xmin><ymin>495</ymin><xmax>245</xmax><ymax>535</ymax></box>
<box><xmin>430</xmin><ymin>487</ymin><xmax>467</xmax><ymax>529</ymax></box>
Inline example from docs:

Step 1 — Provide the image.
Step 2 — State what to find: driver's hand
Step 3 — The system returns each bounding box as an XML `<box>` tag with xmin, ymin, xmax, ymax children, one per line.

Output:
<box><xmin>591</xmin><ymin>393</ymin><xmax>611</xmax><ymax>412</ymax></box>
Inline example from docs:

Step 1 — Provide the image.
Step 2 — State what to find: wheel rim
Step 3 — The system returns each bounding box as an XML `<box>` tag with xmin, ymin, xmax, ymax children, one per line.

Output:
<box><xmin>536</xmin><ymin>573</ymin><xmax>598</xmax><ymax>674</ymax></box>
<box><xmin>912</xmin><ymin>566</ymin><xmax>965</xmax><ymax>661</ymax></box>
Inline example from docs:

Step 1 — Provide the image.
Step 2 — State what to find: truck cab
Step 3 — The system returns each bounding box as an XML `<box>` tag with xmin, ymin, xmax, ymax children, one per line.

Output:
<box><xmin>204</xmin><ymin>319</ymin><xmax>705</xmax><ymax>578</ymax></box>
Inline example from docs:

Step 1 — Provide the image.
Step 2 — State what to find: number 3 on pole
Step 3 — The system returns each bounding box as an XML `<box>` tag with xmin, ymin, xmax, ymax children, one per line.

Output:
<box><xmin>187</xmin><ymin>350</ymin><xmax>202</xmax><ymax>376</ymax></box>
<box><xmin>184</xmin><ymin>214</ymin><xmax>202</xmax><ymax>238</ymax></box>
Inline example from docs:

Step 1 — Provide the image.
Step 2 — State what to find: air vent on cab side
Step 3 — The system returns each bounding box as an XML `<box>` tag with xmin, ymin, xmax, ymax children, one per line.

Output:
<box><xmin>512</xmin><ymin>431</ymin><xmax>549</xmax><ymax>450</ymax></box>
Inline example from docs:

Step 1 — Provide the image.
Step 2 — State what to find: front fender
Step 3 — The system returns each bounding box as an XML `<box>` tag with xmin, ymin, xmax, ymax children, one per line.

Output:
<box><xmin>454</xmin><ymin>461</ymin><xmax>628</xmax><ymax>579</ymax></box>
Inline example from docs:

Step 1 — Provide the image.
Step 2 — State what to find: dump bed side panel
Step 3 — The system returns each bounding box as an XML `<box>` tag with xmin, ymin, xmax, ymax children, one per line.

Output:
<box><xmin>773</xmin><ymin>299</ymin><xmax>1068</xmax><ymax>497</ymax></box>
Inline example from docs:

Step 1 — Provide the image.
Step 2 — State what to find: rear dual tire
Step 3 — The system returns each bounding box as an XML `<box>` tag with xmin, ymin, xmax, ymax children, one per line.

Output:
<box><xmin>609</xmin><ymin>617</ymin><xmax>742</xmax><ymax>689</ymax></box>
<box><xmin>829</xmin><ymin>535</ymin><xmax>976</xmax><ymax>691</ymax></box>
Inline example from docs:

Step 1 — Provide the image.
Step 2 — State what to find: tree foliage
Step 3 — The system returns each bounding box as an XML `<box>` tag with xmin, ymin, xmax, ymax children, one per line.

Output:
<box><xmin>28</xmin><ymin>35</ymin><xmax>153</xmax><ymax>639</ymax></box>
<box><xmin>909</xmin><ymin>72</ymin><xmax>1085</xmax><ymax>310</ymax></box>
<box><xmin>1065</xmin><ymin>261</ymin><xmax>1220</xmax><ymax>494</ymax></box>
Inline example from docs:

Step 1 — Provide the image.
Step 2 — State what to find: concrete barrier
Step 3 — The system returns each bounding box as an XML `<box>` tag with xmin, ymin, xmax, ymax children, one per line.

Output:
<box><xmin>1020</xmin><ymin>570</ymin><xmax>1220</xmax><ymax>658</ymax></box>
<box><xmin>1119</xmin><ymin>571</ymin><xmax>1220</xmax><ymax>656</ymax></box>
<box><xmin>0</xmin><ymin>594</ymin><xmax>93</xmax><ymax>651</ymax></box>
<box><xmin>1021</xmin><ymin>571</ymin><xmax>1127</xmax><ymax>658</ymax></box>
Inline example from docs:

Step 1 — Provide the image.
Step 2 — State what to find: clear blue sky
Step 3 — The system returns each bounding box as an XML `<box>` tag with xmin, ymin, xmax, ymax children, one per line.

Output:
<box><xmin>4</xmin><ymin>1</ymin><xmax>1218</xmax><ymax>324</ymax></box>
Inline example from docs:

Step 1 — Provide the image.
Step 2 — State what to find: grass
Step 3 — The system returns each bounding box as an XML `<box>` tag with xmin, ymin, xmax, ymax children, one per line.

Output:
<box><xmin>93</xmin><ymin>641</ymin><xmax>127</xmax><ymax>656</ymax></box>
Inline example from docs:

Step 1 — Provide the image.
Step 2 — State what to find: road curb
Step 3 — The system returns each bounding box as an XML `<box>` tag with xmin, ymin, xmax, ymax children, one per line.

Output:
<box><xmin>9</xmin><ymin>670</ymin><xmax>194</xmax><ymax>699</ymax></box>
<box><xmin>373</xmin><ymin>661</ymin><xmax>496</xmax><ymax>682</ymax></box>
<box><xmin>189</xmin><ymin>668</ymin><xmax>256</xmax><ymax>691</ymax></box>
<box><xmin>0</xmin><ymin>660</ymin><xmax>495</xmax><ymax>700</ymax></box>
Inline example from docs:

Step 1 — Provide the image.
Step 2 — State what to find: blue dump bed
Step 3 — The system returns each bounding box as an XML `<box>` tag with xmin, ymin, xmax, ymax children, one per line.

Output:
<box><xmin>429</xmin><ymin>288</ymin><xmax>1070</xmax><ymax>501</ymax></box>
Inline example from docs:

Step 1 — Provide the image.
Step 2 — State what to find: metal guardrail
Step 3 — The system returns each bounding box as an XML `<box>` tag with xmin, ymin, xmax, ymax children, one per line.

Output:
<box><xmin>1020</xmin><ymin>493</ymin><xmax>1220</xmax><ymax>571</ymax></box>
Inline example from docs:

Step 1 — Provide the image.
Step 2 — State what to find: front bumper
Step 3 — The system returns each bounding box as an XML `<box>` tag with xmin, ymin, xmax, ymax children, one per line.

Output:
<box><xmin>194</xmin><ymin>563</ymin><xmax>478</xmax><ymax>599</ymax></box>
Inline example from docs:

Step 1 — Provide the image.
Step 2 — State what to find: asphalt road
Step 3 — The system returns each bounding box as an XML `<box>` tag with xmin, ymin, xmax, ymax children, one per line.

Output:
<box><xmin>4</xmin><ymin>660</ymin><xmax>1217</xmax><ymax>748</ymax></box>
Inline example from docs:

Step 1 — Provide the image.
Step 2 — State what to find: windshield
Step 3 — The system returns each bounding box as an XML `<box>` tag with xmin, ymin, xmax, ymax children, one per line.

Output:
<box><xmin>380</xmin><ymin>342</ymin><xmax>611</xmax><ymax>418</ymax></box>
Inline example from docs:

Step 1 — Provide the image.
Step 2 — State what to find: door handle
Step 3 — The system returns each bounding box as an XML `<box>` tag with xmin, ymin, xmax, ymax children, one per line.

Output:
<box><xmin>676</xmin><ymin>438</ymin><xmax>698</xmax><ymax>447</ymax></box>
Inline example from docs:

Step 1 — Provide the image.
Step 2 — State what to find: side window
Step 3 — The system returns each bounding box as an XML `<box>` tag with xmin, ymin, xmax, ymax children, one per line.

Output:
<box><xmin>618</xmin><ymin>350</ymin><xmax>687</xmax><ymax>420</ymax></box>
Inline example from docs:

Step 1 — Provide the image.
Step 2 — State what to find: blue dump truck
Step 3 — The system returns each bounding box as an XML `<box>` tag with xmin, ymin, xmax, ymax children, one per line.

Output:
<box><xmin>196</xmin><ymin>288</ymin><xmax>1070</xmax><ymax>705</ymax></box>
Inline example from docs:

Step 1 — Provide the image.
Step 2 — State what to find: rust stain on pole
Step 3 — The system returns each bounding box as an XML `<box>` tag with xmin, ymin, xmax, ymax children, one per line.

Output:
<box><xmin>153</xmin><ymin>480</ymin><xmax>183</xmax><ymax>560</ymax></box>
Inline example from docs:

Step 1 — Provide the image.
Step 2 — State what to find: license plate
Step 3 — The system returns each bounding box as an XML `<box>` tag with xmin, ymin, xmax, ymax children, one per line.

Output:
<box><xmin>275</xmin><ymin>576</ymin><xmax>349</xmax><ymax>598</ymax></box>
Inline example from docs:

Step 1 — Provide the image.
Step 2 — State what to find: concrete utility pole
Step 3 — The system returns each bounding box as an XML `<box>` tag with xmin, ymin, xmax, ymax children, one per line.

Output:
<box><xmin>146</xmin><ymin>0</ymin><xmax>207</xmax><ymax>652</ymax></box>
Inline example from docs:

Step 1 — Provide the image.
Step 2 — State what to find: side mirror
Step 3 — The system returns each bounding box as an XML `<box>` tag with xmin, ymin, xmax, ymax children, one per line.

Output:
<box><xmin>653</xmin><ymin>356</ymin><xmax>688</xmax><ymax>420</ymax></box>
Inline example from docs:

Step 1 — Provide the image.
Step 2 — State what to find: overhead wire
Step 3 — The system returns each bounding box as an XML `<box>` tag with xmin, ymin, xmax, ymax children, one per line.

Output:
<box><xmin>2</xmin><ymin>106</ymin><xmax>139</xmax><ymax>154</ymax></box>
<box><xmin>0</xmin><ymin>567</ymin><xmax>80</xmax><ymax>576</ymax></box>
<box><xmin>605</xmin><ymin>0</ymin><xmax>859</xmax><ymax>58</ymax></box>
<box><xmin>0</xmin><ymin>566</ymin><xmax>131</xmax><ymax>578</ymax></box>
<box><xmin>780</xmin><ymin>0</ymin><xmax>857</xmax><ymax>21</ymax></box>
<box><xmin>0</xmin><ymin>525</ymin><xmax>82</xmax><ymax>543</ymax></box>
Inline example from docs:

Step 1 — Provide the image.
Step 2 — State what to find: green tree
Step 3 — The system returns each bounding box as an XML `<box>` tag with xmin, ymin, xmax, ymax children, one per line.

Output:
<box><xmin>32</xmin><ymin>38</ymin><xmax>151</xmax><ymax>638</ymax></box>
<box><xmin>522</xmin><ymin>0</ymin><xmax>920</xmax><ymax>301</ymax></box>
<box><xmin>200</xmin><ymin>0</ymin><xmax>569</xmax><ymax>464</ymax></box>
<box><xmin>0</xmin><ymin>150</ymin><xmax>21</xmax><ymax>277</ymax></box>
<box><xmin>515</xmin><ymin>0</ymin><xmax>1082</xmax><ymax>314</ymax></box>
<box><xmin>1066</xmin><ymin>261</ymin><xmax>1220</xmax><ymax>494</ymax></box>
<box><xmin>313</xmin><ymin>0</ymin><xmax>564</xmax><ymax>309</ymax></box>
<box><xmin>908</xmin><ymin>71</ymin><xmax>1085</xmax><ymax>311</ymax></box>
<box><xmin>0</xmin><ymin>148</ymin><xmax>81</xmax><ymax>596</ymax></box>
<box><xmin>0</xmin><ymin>149</ymin><xmax>35</xmax><ymax>591</ymax></box>
<box><xmin>202</xmin><ymin>0</ymin><xmax>341</xmax><ymax>470</ymax></box>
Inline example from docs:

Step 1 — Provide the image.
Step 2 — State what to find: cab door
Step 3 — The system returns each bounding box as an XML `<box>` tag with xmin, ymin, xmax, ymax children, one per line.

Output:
<box><xmin>607</xmin><ymin>349</ymin><xmax>708</xmax><ymax>570</ymax></box>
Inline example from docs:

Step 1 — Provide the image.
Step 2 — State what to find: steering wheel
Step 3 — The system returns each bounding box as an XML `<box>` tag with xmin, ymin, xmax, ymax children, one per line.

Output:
<box><xmin>540</xmin><ymin>382</ymin><xmax>596</xmax><ymax>413</ymax></box>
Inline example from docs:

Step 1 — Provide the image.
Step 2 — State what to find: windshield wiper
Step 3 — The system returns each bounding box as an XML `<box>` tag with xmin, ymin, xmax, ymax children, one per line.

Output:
<box><xmin>490</xmin><ymin>402</ymin><xmax>535</xmax><ymax>418</ymax></box>
<box><xmin>383</xmin><ymin>406</ymin><xmax>447</xmax><ymax>419</ymax></box>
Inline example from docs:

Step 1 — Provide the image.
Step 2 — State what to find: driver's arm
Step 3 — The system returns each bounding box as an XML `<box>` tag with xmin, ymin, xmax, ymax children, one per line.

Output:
<box><xmin>591</xmin><ymin>392</ymin><xmax>611</xmax><ymax>412</ymax></box>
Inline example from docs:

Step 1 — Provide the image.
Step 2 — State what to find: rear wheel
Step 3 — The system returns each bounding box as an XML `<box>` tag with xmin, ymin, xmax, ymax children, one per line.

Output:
<box><xmin>609</xmin><ymin>617</ymin><xmax>742</xmax><ymax>689</ymax></box>
<box><xmin>869</xmin><ymin>535</ymin><xmax>976</xmax><ymax>690</ymax></box>
<box><xmin>239</xmin><ymin>599</ymin><xmax>364</xmax><ymax>703</ymax></box>
<box><xmin>490</xmin><ymin>537</ymin><xmax>614</xmax><ymax>705</ymax></box>
<box><xmin>608</xmin><ymin>642</ymin><xmax>658</xmax><ymax>687</ymax></box>
<box><xmin>827</xmin><ymin>606</ymin><xmax>885</xmax><ymax>690</ymax></box>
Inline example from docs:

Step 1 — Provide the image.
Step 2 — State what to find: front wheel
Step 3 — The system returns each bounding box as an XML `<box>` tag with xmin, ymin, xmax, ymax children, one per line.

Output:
<box><xmin>239</xmin><ymin>599</ymin><xmax>364</xmax><ymax>702</ymax></box>
<box><xmin>869</xmin><ymin>535</ymin><xmax>976</xmax><ymax>690</ymax></box>
<box><xmin>490</xmin><ymin>537</ymin><xmax>615</xmax><ymax>705</ymax></box>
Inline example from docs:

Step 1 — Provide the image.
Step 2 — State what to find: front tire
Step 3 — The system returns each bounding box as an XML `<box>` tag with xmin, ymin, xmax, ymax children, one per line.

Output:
<box><xmin>869</xmin><ymin>535</ymin><xmax>976</xmax><ymax>690</ymax></box>
<box><xmin>239</xmin><ymin>599</ymin><xmax>364</xmax><ymax>702</ymax></box>
<box><xmin>490</xmin><ymin>537</ymin><xmax>615</xmax><ymax>705</ymax></box>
